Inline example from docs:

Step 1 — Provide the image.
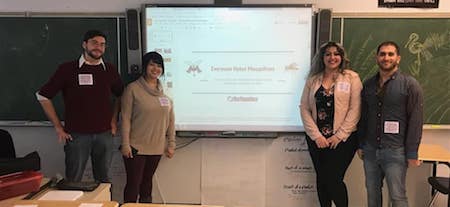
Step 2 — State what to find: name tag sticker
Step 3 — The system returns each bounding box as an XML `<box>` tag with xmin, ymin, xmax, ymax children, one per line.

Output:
<box><xmin>336</xmin><ymin>82</ymin><xmax>350</xmax><ymax>93</ymax></box>
<box><xmin>159</xmin><ymin>97</ymin><xmax>170</xmax><ymax>106</ymax></box>
<box><xmin>384</xmin><ymin>121</ymin><xmax>399</xmax><ymax>134</ymax></box>
<box><xmin>78</xmin><ymin>74</ymin><xmax>93</xmax><ymax>85</ymax></box>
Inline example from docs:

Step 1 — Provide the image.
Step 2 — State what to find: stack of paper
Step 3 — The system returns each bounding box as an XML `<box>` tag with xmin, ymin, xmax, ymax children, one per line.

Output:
<box><xmin>38</xmin><ymin>190</ymin><xmax>83</xmax><ymax>201</ymax></box>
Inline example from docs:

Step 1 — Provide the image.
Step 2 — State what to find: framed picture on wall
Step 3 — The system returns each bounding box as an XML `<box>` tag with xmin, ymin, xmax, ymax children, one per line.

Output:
<box><xmin>378</xmin><ymin>0</ymin><xmax>439</xmax><ymax>8</ymax></box>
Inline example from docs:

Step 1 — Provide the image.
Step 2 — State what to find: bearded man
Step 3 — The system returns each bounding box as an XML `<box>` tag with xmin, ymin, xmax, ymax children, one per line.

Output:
<box><xmin>37</xmin><ymin>30</ymin><xmax>124</xmax><ymax>182</ymax></box>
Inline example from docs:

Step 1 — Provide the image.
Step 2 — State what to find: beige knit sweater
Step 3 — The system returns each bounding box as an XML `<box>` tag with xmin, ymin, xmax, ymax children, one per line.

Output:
<box><xmin>121</xmin><ymin>77</ymin><xmax>176</xmax><ymax>155</ymax></box>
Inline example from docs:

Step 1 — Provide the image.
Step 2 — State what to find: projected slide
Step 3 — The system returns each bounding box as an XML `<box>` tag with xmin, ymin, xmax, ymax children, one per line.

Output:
<box><xmin>144</xmin><ymin>6</ymin><xmax>312</xmax><ymax>132</ymax></box>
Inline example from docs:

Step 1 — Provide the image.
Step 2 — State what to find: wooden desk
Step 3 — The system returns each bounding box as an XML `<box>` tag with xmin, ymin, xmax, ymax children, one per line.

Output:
<box><xmin>419</xmin><ymin>144</ymin><xmax>450</xmax><ymax>163</ymax></box>
<box><xmin>121</xmin><ymin>204</ymin><xmax>223</xmax><ymax>207</ymax></box>
<box><xmin>11</xmin><ymin>200</ymin><xmax>118</xmax><ymax>207</ymax></box>
<box><xmin>418</xmin><ymin>143</ymin><xmax>450</xmax><ymax>207</ymax></box>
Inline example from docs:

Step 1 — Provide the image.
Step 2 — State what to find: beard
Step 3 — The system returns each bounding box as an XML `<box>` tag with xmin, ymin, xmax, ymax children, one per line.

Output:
<box><xmin>85</xmin><ymin>49</ymin><xmax>103</xmax><ymax>60</ymax></box>
<box><xmin>378</xmin><ymin>60</ymin><xmax>399</xmax><ymax>72</ymax></box>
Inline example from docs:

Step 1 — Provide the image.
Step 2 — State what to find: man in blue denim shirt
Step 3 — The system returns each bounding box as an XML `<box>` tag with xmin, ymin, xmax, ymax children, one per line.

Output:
<box><xmin>357</xmin><ymin>41</ymin><xmax>424</xmax><ymax>207</ymax></box>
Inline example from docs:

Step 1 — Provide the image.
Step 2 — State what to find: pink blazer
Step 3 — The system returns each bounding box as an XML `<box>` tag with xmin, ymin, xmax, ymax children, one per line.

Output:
<box><xmin>300</xmin><ymin>69</ymin><xmax>362</xmax><ymax>141</ymax></box>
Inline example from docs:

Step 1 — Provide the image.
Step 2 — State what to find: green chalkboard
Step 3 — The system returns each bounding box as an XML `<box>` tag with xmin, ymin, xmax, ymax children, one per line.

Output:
<box><xmin>332</xmin><ymin>18</ymin><xmax>450</xmax><ymax>124</ymax></box>
<box><xmin>0</xmin><ymin>17</ymin><xmax>128</xmax><ymax>121</ymax></box>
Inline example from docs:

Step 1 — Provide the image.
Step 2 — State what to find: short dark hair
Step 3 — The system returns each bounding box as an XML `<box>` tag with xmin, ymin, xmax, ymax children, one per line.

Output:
<box><xmin>83</xmin><ymin>30</ymin><xmax>107</xmax><ymax>42</ymax></box>
<box><xmin>142</xmin><ymin>51</ymin><xmax>165</xmax><ymax>76</ymax></box>
<box><xmin>377</xmin><ymin>41</ymin><xmax>400</xmax><ymax>55</ymax></box>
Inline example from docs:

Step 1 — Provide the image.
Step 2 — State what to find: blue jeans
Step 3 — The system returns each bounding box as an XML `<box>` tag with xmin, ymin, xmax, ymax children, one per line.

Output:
<box><xmin>64</xmin><ymin>131</ymin><xmax>113</xmax><ymax>182</ymax></box>
<box><xmin>363</xmin><ymin>144</ymin><xmax>408</xmax><ymax>207</ymax></box>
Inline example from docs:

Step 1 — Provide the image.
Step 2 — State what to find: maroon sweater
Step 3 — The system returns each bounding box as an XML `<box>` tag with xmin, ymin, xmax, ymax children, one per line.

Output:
<box><xmin>39</xmin><ymin>60</ymin><xmax>124</xmax><ymax>133</ymax></box>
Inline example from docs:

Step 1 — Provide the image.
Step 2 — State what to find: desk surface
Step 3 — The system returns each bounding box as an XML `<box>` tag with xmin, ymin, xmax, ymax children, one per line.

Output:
<box><xmin>418</xmin><ymin>143</ymin><xmax>450</xmax><ymax>163</ymax></box>
<box><xmin>0</xmin><ymin>181</ymin><xmax>111</xmax><ymax>206</ymax></box>
<box><xmin>121</xmin><ymin>204</ymin><xmax>223</xmax><ymax>207</ymax></box>
<box><xmin>11</xmin><ymin>200</ymin><xmax>118</xmax><ymax>207</ymax></box>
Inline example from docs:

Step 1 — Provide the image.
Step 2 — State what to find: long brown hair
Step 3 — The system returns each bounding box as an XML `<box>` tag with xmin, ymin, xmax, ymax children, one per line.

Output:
<box><xmin>308</xmin><ymin>42</ymin><xmax>350</xmax><ymax>78</ymax></box>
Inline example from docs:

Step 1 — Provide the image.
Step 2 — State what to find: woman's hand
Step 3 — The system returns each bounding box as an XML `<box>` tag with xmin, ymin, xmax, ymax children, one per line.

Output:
<box><xmin>165</xmin><ymin>148</ymin><xmax>175</xmax><ymax>158</ymax></box>
<box><xmin>327</xmin><ymin>135</ymin><xmax>342</xmax><ymax>149</ymax></box>
<box><xmin>121</xmin><ymin>145</ymin><xmax>133</xmax><ymax>158</ymax></box>
<box><xmin>315</xmin><ymin>137</ymin><xmax>330</xmax><ymax>148</ymax></box>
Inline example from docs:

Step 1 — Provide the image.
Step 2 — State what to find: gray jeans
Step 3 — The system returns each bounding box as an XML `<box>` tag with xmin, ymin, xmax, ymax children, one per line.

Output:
<box><xmin>64</xmin><ymin>131</ymin><xmax>113</xmax><ymax>182</ymax></box>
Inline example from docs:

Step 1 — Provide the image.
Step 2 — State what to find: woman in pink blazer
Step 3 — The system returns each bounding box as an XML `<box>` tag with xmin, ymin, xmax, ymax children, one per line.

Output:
<box><xmin>300</xmin><ymin>42</ymin><xmax>362</xmax><ymax>207</ymax></box>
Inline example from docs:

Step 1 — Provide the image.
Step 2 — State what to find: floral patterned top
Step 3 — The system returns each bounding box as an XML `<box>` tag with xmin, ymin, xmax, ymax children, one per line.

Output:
<box><xmin>314</xmin><ymin>85</ymin><xmax>335</xmax><ymax>138</ymax></box>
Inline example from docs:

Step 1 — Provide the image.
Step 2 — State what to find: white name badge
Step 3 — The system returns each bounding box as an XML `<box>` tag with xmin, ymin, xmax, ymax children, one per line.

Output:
<box><xmin>78</xmin><ymin>74</ymin><xmax>93</xmax><ymax>85</ymax></box>
<box><xmin>384</xmin><ymin>121</ymin><xmax>399</xmax><ymax>134</ymax></box>
<box><xmin>159</xmin><ymin>97</ymin><xmax>170</xmax><ymax>106</ymax></box>
<box><xmin>336</xmin><ymin>82</ymin><xmax>350</xmax><ymax>93</ymax></box>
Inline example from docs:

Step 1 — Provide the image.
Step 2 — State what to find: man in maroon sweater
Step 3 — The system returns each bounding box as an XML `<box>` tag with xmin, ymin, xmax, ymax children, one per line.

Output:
<box><xmin>36</xmin><ymin>30</ymin><xmax>124</xmax><ymax>182</ymax></box>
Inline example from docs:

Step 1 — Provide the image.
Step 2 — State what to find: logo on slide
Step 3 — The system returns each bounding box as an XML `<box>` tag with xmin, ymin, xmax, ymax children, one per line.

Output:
<box><xmin>285</xmin><ymin>62</ymin><xmax>299</xmax><ymax>71</ymax></box>
<box><xmin>186</xmin><ymin>60</ymin><xmax>202</xmax><ymax>77</ymax></box>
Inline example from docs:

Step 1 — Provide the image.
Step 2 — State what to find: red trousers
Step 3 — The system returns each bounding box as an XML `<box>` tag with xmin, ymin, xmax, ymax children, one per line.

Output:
<box><xmin>123</xmin><ymin>155</ymin><xmax>161</xmax><ymax>203</ymax></box>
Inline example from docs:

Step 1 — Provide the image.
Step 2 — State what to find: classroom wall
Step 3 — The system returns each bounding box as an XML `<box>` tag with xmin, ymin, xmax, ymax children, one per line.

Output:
<box><xmin>1</xmin><ymin>0</ymin><xmax>449</xmax><ymax>207</ymax></box>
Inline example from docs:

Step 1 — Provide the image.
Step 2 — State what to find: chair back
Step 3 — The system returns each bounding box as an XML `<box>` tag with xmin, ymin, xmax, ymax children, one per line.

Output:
<box><xmin>428</xmin><ymin>177</ymin><xmax>449</xmax><ymax>195</ymax></box>
<box><xmin>0</xmin><ymin>129</ymin><xmax>16</xmax><ymax>158</ymax></box>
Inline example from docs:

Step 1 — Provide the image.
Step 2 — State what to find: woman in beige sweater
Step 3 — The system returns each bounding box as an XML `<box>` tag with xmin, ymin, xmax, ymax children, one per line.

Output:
<box><xmin>120</xmin><ymin>51</ymin><xmax>175</xmax><ymax>203</ymax></box>
<box><xmin>300</xmin><ymin>42</ymin><xmax>362</xmax><ymax>207</ymax></box>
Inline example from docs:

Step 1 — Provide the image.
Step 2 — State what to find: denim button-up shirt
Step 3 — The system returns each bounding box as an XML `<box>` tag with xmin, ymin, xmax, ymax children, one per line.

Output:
<box><xmin>358</xmin><ymin>71</ymin><xmax>424</xmax><ymax>159</ymax></box>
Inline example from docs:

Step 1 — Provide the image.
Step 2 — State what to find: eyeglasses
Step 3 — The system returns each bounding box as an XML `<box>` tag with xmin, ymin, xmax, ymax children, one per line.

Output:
<box><xmin>88</xmin><ymin>40</ymin><xmax>106</xmax><ymax>48</ymax></box>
